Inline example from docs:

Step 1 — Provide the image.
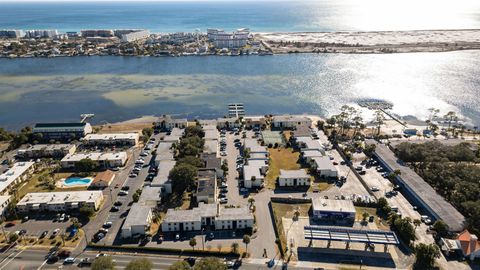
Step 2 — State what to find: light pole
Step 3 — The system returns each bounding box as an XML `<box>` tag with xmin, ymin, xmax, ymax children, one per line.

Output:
<box><xmin>0</xmin><ymin>217</ymin><xmax>7</xmax><ymax>242</ymax></box>
<box><xmin>201</xmin><ymin>228</ymin><xmax>205</xmax><ymax>250</ymax></box>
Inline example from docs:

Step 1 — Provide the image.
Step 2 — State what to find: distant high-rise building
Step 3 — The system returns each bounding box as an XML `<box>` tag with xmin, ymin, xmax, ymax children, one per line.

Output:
<box><xmin>208</xmin><ymin>28</ymin><xmax>250</xmax><ymax>48</ymax></box>
<box><xmin>228</xmin><ymin>103</ymin><xmax>245</xmax><ymax>118</ymax></box>
<box><xmin>0</xmin><ymin>29</ymin><xmax>24</xmax><ymax>39</ymax></box>
<box><xmin>24</xmin><ymin>29</ymin><xmax>58</xmax><ymax>38</ymax></box>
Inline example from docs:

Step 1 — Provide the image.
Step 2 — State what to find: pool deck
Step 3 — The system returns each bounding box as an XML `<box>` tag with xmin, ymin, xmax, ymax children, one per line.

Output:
<box><xmin>56</xmin><ymin>177</ymin><xmax>93</xmax><ymax>188</ymax></box>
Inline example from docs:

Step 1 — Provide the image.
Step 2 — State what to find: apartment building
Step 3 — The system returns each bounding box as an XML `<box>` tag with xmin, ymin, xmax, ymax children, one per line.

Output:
<box><xmin>17</xmin><ymin>144</ymin><xmax>76</xmax><ymax>159</ymax></box>
<box><xmin>17</xmin><ymin>191</ymin><xmax>104</xmax><ymax>213</ymax></box>
<box><xmin>0</xmin><ymin>162</ymin><xmax>35</xmax><ymax>195</ymax></box>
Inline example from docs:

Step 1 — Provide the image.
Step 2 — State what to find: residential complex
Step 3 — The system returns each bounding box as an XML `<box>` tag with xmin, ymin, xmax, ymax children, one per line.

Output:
<box><xmin>17</xmin><ymin>191</ymin><xmax>104</xmax><ymax>212</ymax></box>
<box><xmin>82</xmin><ymin>133</ymin><xmax>139</xmax><ymax>146</ymax></box>
<box><xmin>162</xmin><ymin>203</ymin><xmax>253</xmax><ymax>232</ymax></box>
<box><xmin>271</xmin><ymin>115</ymin><xmax>312</xmax><ymax>129</ymax></box>
<box><xmin>33</xmin><ymin>122</ymin><xmax>92</xmax><ymax>140</ymax></box>
<box><xmin>207</xmin><ymin>28</ymin><xmax>250</xmax><ymax>48</ymax></box>
<box><xmin>0</xmin><ymin>162</ymin><xmax>35</xmax><ymax>195</ymax></box>
<box><xmin>278</xmin><ymin>169</ymin><xmax>311</xmax><ymax>187</ymax></box>
<box><xmin>121</xmin><ymin>203</ymin><xmax>153</xmax><ymax>238</ymax></box>
<box><xmin>17</xmin><ymin>144</ymin><xmax>76</xmax><ymax>158</ymax></box>
<box><xmin>60</xmin><ymin>152</ymin><xmax>128</xmax><ymax>169</ymax></box>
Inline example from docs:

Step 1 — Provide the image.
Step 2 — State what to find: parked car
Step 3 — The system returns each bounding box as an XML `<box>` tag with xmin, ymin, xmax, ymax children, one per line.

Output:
<box><xmin>79</xmin><ymin>257</ymin><xmax>93</xmax><ymax>267</ymax></box>
<box><xmin>103</xmin><ymin>222</ymin><xmax>113</xmax><ymax>228</ymax></box>
<box><xmin>40</xmin><ymin>230</ymin><xmax>48</xmax><ymax>238</ymax></box>
<box><xmin>371</xmin><ymin>186</ymin><xmax>380</xmax><ymax>192</ymax></box>
<box><xmin>110</xmin><ymin>206</ymin><xmax>120</xmax><ymax>212</ymax></box>
<box><xmin>119</xmin><ymin>190</ymin><xmax>128</xmax><ymax>196</ymax></box>
<box><xmin>121</xmin><ymin>186</ymin><xmax>130</xmax><ymax>191</ymax></box>
<box><xmin>114</xmin><ymin>201</ymin><xmax>122</xmax><ymax>206</ymax></box>
<box><xmin>219</xmin><ymin>198</ymin><xmax>228</xmax><ymax>204</ymax></box>
<box><xmin>57</xmin><ymin>250</ymin><xmax>71</xmax><ymax>258</ymax></box>
<box><xmin>51</xmin><ymin>228</ymin><xmax>60</xmax><ymax>237</ymax></box>
<box><xmin>63</xmin><ymin>257</ymin><xmax>76</xmax><ymax>264</ymax></box>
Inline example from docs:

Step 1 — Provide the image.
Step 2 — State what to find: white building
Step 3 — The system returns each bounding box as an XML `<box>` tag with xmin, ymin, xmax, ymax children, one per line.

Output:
<box><xmin>17</xmin><ymin>144</ymin><xmax>76</xmax><ymax>159</ymax></box>
<box><xmin>121</xmin><ymin>203</ymin><xmax>153</xmax><ymax>238</ymax></box>
<box><xmin>195</xmin><ymin>169</ymin><xmax>217</xmax><ymax>204</ymax></box>
<box><xmin>228</xmin><ymin>103</ymin><xmax>245</xmax><ymax>118</ymax></box>
<box><xmin>243</xmin><ymin>164</ymin><xmax>265</xmax><ymax>189</ymax></box>
<box><xmin>162</xmin><ymin>203</ymin><xmax>253</xmax><ymax>232</ymax></box>
<box><xmin>151</xmin><ymin>160</ymin><xmax>176</xmax><ymax>193</ymax></box>
<box><xmin>138</xmin><ymin>186</ymin><xmax>162</xmax><ymax>207</ymax></box>
<box><xmin>156</xmin><ymin>115</ymin><xmax>188</xmax><ymax>130</ymax></box>
<box><xmin>216</xmin><ymin>117</ymin><xmax>241</xmax><ymax>129</ymax></box>
<box><xmin>60</xmin><ymin>152</ymin><xmax>128</xmax><ymax>169</ymax></box>
<box><xmin>154</xmin><ymin>151</ymin><xmax>175</xmax><ymax>167</ymax></box>
<box><xmin>0</xmin><ymin>162</ymin><xmax>35</xmax><ymax>195</ymax></box>
<box><xmin>278</xmin><ymin>169</ymin><xmax>311</xmax><ymax>187</ymax></box>
<box><xmin>272</xmin><ymin>115</ymin><xmax>312</xmax><ymax>129</ymax></box>
<box><xmin>0</xmin><ymin>30</ymin><xmax>24</xmax><ymax>39</ymax></box>
<box><xmin>312</xmin><ymin>198</ymin><xmax>356</xmax><ymax>221</ymax></box>
<box><xmin>17</xmin><ymin>191</ymin><xmax>104</xmax><ymax>213</ymax></box>
<box><xmin>33</xmin><ymin>122</ymin><xmax>92</xmax><ymax>141</ymax></box>
<box><xmin>120</xmin><ymin>30</ymin><xmax>150</xmax><ymax>42</ymax></box>
<box><xmin>301</xmin><ymin>149</ymin><xmax>325</xmax><ymax>162</ymax></box>
<box><xmin>208</xmin><ymin>28</ymin><xmax>250</xmax><ymax>48</ymax></box>
<box><xmin>25</xmin><ymin>29</ymin><xmax>58</xmax><ymax>38</ymax></box>
<box><xmin>82</xmin><ymin>133</ymin><xmax>139</xmax><ymax>146</ymax></box>
<box><xmin>311</xmin><ymin>156</ymin><xmax>338</xmax><ymax>178</ymax></box>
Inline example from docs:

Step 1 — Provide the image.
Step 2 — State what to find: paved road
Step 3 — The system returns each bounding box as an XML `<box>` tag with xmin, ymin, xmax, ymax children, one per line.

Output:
<box><xmin>0</xmin><ymin>248</ymin><xmax>314</xmax><ymax>270</ymax></box>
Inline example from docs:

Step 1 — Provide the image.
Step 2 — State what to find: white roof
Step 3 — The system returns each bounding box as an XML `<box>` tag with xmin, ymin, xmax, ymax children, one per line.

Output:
<box><xmin>302</xmin><ymin>149</ymin><xmax>324</xmax><ymax>158</ymax></box>
<box><xmin>273</xmin><ymin>115</ymin><xmax>311</xmax><ymax>123</ymax></box>
<box><xmin>312</xmin><ymin>156</ymin><xmax>337</xmax><ymax>172</ymax></box>
<box><xmin>83</xmin><ymin>133</ymin><xmax>138</xmax><ymax>141</ymax></box>
<box><xmin>296</xmin><ymin>137</ymin><xmax>323</xmax><ymax>150</ymax></box>
<box><xmin>204</xmin><ymin>129</ymin><xmax>218</xmax><ymax>140</ymax></box>
<box><xmin>243</xmin><ymin>165</ymin><xmax>263</xmax><ymax>181</ymax></box>
<box><xmin>122</xmin><ymin>203</ymin><xmax>152</xmax><ymax>228</ymax></box>
<box><xmin>163</xmin><ymin>203</ymin><xmax>217</xmax><ymax>223</ymax></box>
<box><xmin>312</xmin><ymin>198</ymin><xmax>356</xmax><ymax>214</ymax></box>
<box><xmin>0</xmin><ymin>195</ymin><xmax>11</xmax><ymax>206</ymax></box>
<box><xmin>61</xmin><ymin>152</ymin><xmax>127</xmax><ymax>162</ymax></box>
<box><xmin>204</xmin><ymin>140</ymin><xmax>218</xmax><ymax>154</ymax></box>
<box><xmin>139</xmin><ymin>186</ymin><xmax>162</xmax><ymax>205</ymax></box>
<box><xmin>0</xmin><ymin>162</ymin><xmax>35</xmax><ymax>194</ymax></box>
<box><xmin>17</xmin><ymin>191</ymin><xmax>103</xmax><ymax>206</ymax></box>
<box><xmin>156</xmin><ymin>142</ymin><xmax>173</xmax><ymax>153</ymax></box>
<box><xmin>244</xmin><ymin>138</ymin><xmax>267</xmax><ymax>153</ymax></box>
<box><xmin>152</xmin><ymin>160</ymin><xmax>176</xmax><ymax>186</ymax></box>
<box><xmin>217</xmin><ymin>207</ymin><xmax>254</xmax><ymax>221</ymax></box>
<box><xmin>279</xmin><ymin>169</ymin><xmax>309</xmax><ymax>179</ymax></box>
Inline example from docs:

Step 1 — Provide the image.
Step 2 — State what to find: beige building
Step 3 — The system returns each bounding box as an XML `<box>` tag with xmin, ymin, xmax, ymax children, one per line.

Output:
<box><xmin>272</xmin><ymin>115</ymin><xmax>312</xmax><ymax>129</ymax></box>
<box><xmin>162</xmin><ymin>203</ymin><xmax>253</xmax><ymax>232</ymax></box>
<box><xmin>60</xmin><ymin>152</ymin><xmax>128</xmax><ymax>169</ymax></box>
<box><xmin>17</xmin><ymin>191</ymin><xmax>104</xmax><ymax>213</ymax></box>
<box><xmin>90</xmin><ymin>170</ymin><xmax>115</xmax><ymax>189</ymax></box>
<box><xmin>82</xmin><ymin>133</ymin><xmax>139</xmax><ymax>146</ymax></box>
<box><xmin>278</xmin><ymin>169</ymin><xmax>311</xmax><ymax>187</ymax></box>
<box><xmin>0</xmin><ymin>162</ymin><xmax>35</xmax><ymax>195</ymax></box>
<box><xmin>17</xmin><ymin>144</ymin><xmax>76</xmax><ymax>158</ymax></box>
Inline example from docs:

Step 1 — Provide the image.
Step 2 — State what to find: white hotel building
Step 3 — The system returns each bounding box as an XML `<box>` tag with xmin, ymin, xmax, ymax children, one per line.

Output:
<box><xmin>60</xmin><ymin>152</ymin><xmax>128</xmax><ymax>169</ymax></box>
<box><xmin>207</xmin><ymin>28</ymin><xmax>250</xmax><ymax>48</ymax></box>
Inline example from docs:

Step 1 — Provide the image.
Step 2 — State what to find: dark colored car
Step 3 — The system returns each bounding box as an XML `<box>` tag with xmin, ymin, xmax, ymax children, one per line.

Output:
<box><xmin>57</xmin><ymin>250</ymin><xmax>71</xmax><ymax>258</ymax></box>
<box><xmin>110</xmin><ymin>206</ymin><xmax>120</xmax><ymax>212</ymax></box>
<box><xmin>114</xmin><ymin>201</ymin><xmax>123</xmax><ymax>206</ymax></box>
<box><xmin>184</xmin><ymin>257</ymin><xmax>196</xmax><ymax>266</ymax></box>
<box><xmin>121</xmin><ymin>186</ymin><xmax>130</xmax><ymax>191</ymax></box>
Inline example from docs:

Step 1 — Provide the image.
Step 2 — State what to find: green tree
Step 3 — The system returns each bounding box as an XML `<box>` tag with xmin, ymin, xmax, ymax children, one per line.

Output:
<box><xmin>362</xmin><ymin>212</ymin><xmax>369</xmax><ymax>222</ymax></box>
<box><xmin>75</xmin><ymin>158</ymin><xmax>98</xmax><ymax>172</ymax></box>
<box><xmin>413</xmin><ymin>243</ymin><xmax>440</xmax><ymax>270</ymax></box>
<box><xmin>132</xmin><ymin>189</ymin><xmax>142</xmax><ymax>203</ymax></box>
<box><xmin>126</xmin><ymin>258</ymin><xmax>153</xmax><ymax>270</ymax></box>
<box><xmin>168</xmin><ymin>261</ymin><xmax>191</xmax><ymax>270</ymax></box>
<box><xmin>8</xmin><ymin>233</ymin><xmax>18</xmax><ymax>243</ymax></box>
<box><xmin>91</xmin><ymin>256</ymin><xmax>115</xmax><ymax>270</ymax></box>
<box><xmin>169</xmin><ymin>163</ymin><xmax>198</xmax><ymax>193</ymax></box>
<box><xmin>184</xmin><ymin>125</ymin><xmax>205</xmax><ymax>138</ymax></box>
<box><xmin>242</xmin><ymin>234</ymin><xmax>251</xmax><ymax>253</ymax></box>
<box><xmin>178</xmin><ymin>156</ymin><xmax>204</xmax><ymax>167</ymax></box>
<box><xmin>231</xmin><ymin>242</ymin><xmax>239</xmax><ymax>254</ymax></box>
<box><xmin>70</xmin><ymin>217</ymin><xmax>81</xmax><ymax>229</ymax></box>
<box><xmin>432</xmin><ymin>220</ymin><xmax>449</xmax><ymax>237</ymax></box>
<box><xmin>193</xmin><ymin>257</ymin><xmax>226</xmax><ymax>270</ymax></box>
<box><xmin>393</xmin><ymin>217</ymin><xmax>416</xmax><ymax>245</ymax></box>
<box><xmin>189</xmin><ymin>237</ymin><xmax>197</xmax><ymax>250</ymax></box>
<box><xmin>79</xmin><ymin>206</ymin><xmax>95</xmax><ymax>220</ymax></box>
<box><xmin>142</xmin><ymin>127</ymin><xmax>153</xmax><ymax>138</ymax></box>
<box><xmin>413</xmin><ymin>219</ymin><xmax>422</xmax><ymax>230</ymax></box>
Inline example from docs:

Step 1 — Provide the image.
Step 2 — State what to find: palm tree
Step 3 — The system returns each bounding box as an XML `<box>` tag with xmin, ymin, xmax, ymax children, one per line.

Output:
<box><xmin>242</xmin><ymin>235</ymin><xmax>251</xmax><ymax>254</ymax></box>
<box><xmin>413</xmin><ymin>219</ymin><xmax>422</xmax><ymax>230</ymax></box>
<box><xmin>231</xmin><ymin>242</ymin><xmax>239</xmax><ymax>254</ymax></box>
<box><xmin>70</xmin><ymin>217</ymin><xmax>81</xmax><ymax>229</ymax></box>
<box><xmin>189</xmin><ymin>237</ymin><xmax>197</xmax><ymax>250</ymax></box>
<box><xmin>217</xmin><ymin>243</ymin><xmax>222</xmax><ymax>252</ymax></box>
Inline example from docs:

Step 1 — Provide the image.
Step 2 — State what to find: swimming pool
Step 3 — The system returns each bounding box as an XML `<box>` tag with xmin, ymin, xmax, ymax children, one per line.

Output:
<box><xmin>63</xmin><ymin>177</ymin><xmax>93</xmax><ymax>186</ymax></box>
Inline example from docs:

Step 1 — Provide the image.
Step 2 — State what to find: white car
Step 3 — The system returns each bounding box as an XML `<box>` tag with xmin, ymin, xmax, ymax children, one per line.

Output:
<box><xmin>220</xmin><ymin>152</ymin><xmax>227</xmax><ymax>156</ymax></box>
<box><xmin>119</xmin><ymin>190</ymin><xmax>128</xmax><ymax>196</ymax></box>
<box><xmin>63</xmin><ymin>257</ymin><xmax>76</xmax><ymax>264</ymax></box>
<box><xmin>96</xmin><ymin>253</ymin><xmax>108</xmax><ymax>258</ymax></box>
<box><xmin>371</xmin><ymin>186</ymin><xmax>380</xmax><ymax>192</ymax></box>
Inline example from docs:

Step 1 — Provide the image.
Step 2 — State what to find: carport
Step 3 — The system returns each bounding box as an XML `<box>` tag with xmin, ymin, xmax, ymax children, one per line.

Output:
<box><xmin>304</xmin><ymin>225</ymin><xmax>399</xmax><ymax>252</ymax></box>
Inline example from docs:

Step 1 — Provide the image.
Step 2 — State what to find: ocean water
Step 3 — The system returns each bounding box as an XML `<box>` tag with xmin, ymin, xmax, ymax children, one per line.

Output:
<box><xmin>1</xmin><ymin>0</ymin><xmax>480</xmax><ymax>33</ymax></box>
<box><xmin>1</xmin><ymin>52</ymin><xmax>479</xmax><ymax>129</ymax></box>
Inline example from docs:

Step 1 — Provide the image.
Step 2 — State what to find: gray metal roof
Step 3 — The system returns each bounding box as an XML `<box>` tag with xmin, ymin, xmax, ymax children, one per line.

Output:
<box><xmin>304</xmin><ymin>226</ymin><xmax>399</xmax><ymax>245</ymax></box>
<box><xmin>373</xmin><ymin>142</ymin><xmax>465</xmax><ymax>232</ymax></box>
<box><xmin>122</xmin><ymin>203</ymin><xmax>152</xmax><ymax>228</ymax></box>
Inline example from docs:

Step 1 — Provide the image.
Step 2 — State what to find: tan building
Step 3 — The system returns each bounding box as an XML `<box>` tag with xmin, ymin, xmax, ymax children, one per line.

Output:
<box><xmin>17</xmin><ymin>144</ymin><xmax>76</xmax><ymax>159</ymax></box>
<box><xmin>17</xmin><ymin>191</ymin><xmax>104</xmax><ymax>213</ymax></box>
<box><xmin>91</xmin><ymin>170</ymin><xmax>115</xmax><ymax>189</ymax></box>
<box><xmin>82</xmin><ymin>133</ymin><xmax>139</xmax><ymax>146</ymax></box>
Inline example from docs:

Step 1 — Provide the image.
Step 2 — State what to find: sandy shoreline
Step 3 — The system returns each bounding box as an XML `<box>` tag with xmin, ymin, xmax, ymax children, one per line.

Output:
<box><xmin>256</xmin><ymin>29</ymin><xmax>480</xmax><ymax>54</ymax></box>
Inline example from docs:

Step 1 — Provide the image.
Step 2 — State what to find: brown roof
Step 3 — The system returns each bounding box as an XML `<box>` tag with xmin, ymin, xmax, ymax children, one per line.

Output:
<box><xmin>457</xmin><ymin>230</ymin><xmax>480</xmax><ymax>255</ymax></box>
<box><xmin>93</xmin><ymin>170</ymin><xmax>115</xmax><ymax>183</ymax></box>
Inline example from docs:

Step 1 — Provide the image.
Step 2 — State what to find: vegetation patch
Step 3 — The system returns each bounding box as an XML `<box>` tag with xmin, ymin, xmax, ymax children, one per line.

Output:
<box><xmin>265</xmin><ymin>147</ymin><xmax>301</xmax><ymax>189</ymax></box>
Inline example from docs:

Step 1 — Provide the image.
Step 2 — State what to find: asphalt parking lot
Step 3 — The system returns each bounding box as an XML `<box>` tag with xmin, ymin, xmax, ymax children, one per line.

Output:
<box><xmin>3</xmin><ymin>214</ymin><xmax>71</xmax><ymax>239</ymax></box>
